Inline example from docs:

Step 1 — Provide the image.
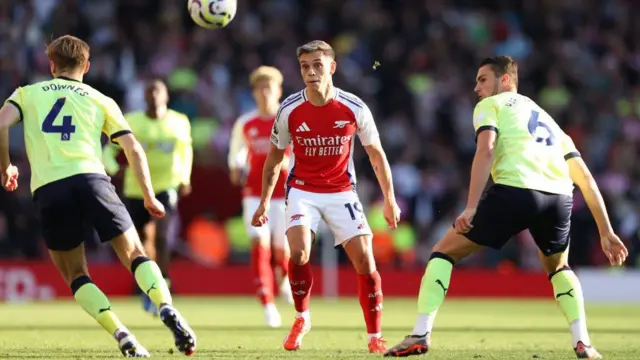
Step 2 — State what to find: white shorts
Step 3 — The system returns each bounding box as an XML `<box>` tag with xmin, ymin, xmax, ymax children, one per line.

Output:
<box><xmin>285</xmin><ymin>187</ymin><xmax>372</xmax><ymax>246</ymax></box>
<box><xmin>242</xmin><ymin>197</ymin><xmax>288</xmax><ymax>249</ymax></box>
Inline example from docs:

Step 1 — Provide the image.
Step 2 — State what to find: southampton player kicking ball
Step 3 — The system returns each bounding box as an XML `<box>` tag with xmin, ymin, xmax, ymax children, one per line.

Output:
<box><xmin>252</xmin><ymin>40</ymin><xmax>401</xmax><ymax>353</ymax></box>
<box><xmin>384</xmin><ymin>56</ymin><xmax>628</xmax><ymax>359</ymax></box>
<box><xmin>0</xmin><ymin>35</ymin><xmax>196</xmax><ymax>357</ymax></box>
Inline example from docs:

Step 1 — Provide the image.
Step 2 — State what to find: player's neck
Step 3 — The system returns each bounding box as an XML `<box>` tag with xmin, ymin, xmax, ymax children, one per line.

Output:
<box><xmin>258</xmin><ymin>104</ymin><xmax>278</xmax><ymax>118</ymax></box>
<box><xmin>146</xmin><ymin>106</ymin><xmax>167</xmax><ymax>120</ymax></box>
<box><xmin>306</xmin><ymin>85</ymin><xmax>334</xmax><ymax>106</ymax></box>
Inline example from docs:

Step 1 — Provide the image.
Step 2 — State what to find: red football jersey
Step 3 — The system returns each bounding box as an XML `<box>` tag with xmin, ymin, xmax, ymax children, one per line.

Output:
<box><xmin>228</xmin><ymin>110</ymin><xmax>289</xmax><ymax>198</ymax></box>
<box><xmin>270</xmin><ymin>88</ymin><xmax>380</xmax><ymax>193</ymax></box>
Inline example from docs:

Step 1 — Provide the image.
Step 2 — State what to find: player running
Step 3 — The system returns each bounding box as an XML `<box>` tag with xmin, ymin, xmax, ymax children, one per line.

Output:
<box><xmin>103</xmin><ymin>79</ymin><xmax>193</xmax><ymax>316</ymax></box>
<box><xmin>228</xmin><ymin>66</ymin><xmax>293</xmax><ymax>328</ymax></box>
<box><xmin>252</xmin><ymin>40</ymin><xmax>401</xmax><ymax>353</ymax></box>
<box><xmin>0</xmin><ymin>35</ymin><xmax>196</xmax><ymax>357</ymax></box>
<box><xmin>384</xmin><ymin>56</ymin><xmax>628</xmax><ymax>359</ymax></box>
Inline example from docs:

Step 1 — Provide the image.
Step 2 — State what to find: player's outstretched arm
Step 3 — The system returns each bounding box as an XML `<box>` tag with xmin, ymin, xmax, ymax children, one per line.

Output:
<box><xmin>251</xmin><ymin>144</ymin><xmax>285</xmax><ymax>227</ymax></box>
<box><xmin>117</xmin><ymin>133</ymin><xmax>165</xmax><ymax>218</ymax></box>
<box><xmin>363</xmin><ymin>140</ymin><xmax>400</xmax><ymax>228</ymax></box>
<box><xmin>567</xmin><ymin>156</ymin><xmax>628</xmax><ymax>265</ymax></box>
<box><xmin>0</xmin><ymin>103</ymin><xmax>20</xmax><ymax>191</ymax></box>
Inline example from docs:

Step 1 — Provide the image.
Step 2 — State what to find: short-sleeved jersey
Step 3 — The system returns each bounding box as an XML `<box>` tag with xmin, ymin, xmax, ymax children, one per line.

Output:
<box><xmin>473</xmin><ymin>92</ymin><xmax>579</xmax><ymax>196</ymax></box>
<box><xmin>271</xmin><ymin>88</ymin><xmax>380</xmax><ymax>193</ymax></box>
<box><xmin>103</xmin><ymin>110</ymin><xmax>193</xmax><ymax>199</ymax></box>
<box><xmin>4</xmin><ymin>77</ymin><xmax>131</xmax><ymax>193</ymax></box>
<box><xmin>228</xmin><ymin>110</ymin><xmax>289</xmax><ymax>198</ymax></box>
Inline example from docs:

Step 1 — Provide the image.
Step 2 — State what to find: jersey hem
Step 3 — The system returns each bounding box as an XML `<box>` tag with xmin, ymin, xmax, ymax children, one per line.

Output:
<box><xmin>493</xmin><ymin>180</ymin><xmax>574</xmax><ymax>196</ymax></box>
<box><xmin>286</xmin><ymin>184</ymin><xmax>355</xmax><ymax>194</ymax></box>
<box><xmin>7</xmin><ymin>100</ymin><xmax>23</xmax><ymax>122</ymax></box>
<box><xmin>32</xmin><ymin>171</ymin><xmax>109</xmax><ymax>195</ymax></box>
<box><xmin>110</xmin><ymin>130</ymin><xmax>132</xmax><ymax>143</ymax></box>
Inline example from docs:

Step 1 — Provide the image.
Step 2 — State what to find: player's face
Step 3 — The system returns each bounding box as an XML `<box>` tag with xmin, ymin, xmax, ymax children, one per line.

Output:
<box><xmin>299</xmin><ymin>51</ymin><xmax>336</xmax><ymax>90</ymax></box>
<box><xmin>145</xmin><ymin>82</ymin><xmax>168</xmax><ymax>108</ymax></box>
<box><xmin>252</xmin><ymin>79</ymin><xmax>282</xmax><ymax>108</ymax></box>
<box><xmin>474</xmin><ymin>65</ymin><xmax>503</xmax><ymax>101</ymax></box>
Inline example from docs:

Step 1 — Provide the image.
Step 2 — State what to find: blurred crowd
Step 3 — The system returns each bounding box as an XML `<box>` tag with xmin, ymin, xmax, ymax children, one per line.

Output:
<box><xmin>0</xmin><ymin>0</ymin><xmax>638</xmax><ymax>269</ymax></box>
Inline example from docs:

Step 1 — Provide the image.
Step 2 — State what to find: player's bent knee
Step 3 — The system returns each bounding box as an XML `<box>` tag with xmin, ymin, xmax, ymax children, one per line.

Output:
<box><xmin>431</xmin><ymin>229</ymin><xmax>482</xmax><ymax>263</ymax></box>
<box><xmin>343</xmin><ymin>235</ymin><xmax>377</xmax><ymax>274</ymax></box>
<box><xmin>290</xmin><ymin>248</ymin><xmax>310</xmax><ymax>265</ymax></box>
<box><xmin>69</xmin><ymin>275</ymin><xmax>92</xmax><ymax>294</ymax></box>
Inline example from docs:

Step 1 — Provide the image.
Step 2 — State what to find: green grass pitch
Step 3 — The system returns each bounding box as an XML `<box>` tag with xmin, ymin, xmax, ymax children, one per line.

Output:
<box><xmin>0</xmin><ymin>297</ymin><xmax>638</xmax><ymax>359</ymax></box>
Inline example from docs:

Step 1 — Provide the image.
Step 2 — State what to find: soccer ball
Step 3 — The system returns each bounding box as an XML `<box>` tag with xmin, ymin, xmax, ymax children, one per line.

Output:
<box><xmin>188</xmin><ymin>0</ymin><xmax>237</xmax><ymax>29</ymax></box>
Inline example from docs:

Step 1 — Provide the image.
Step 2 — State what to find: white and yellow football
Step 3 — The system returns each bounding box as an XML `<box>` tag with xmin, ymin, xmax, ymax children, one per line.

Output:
<box><xmin>188</xmin><ymin>0</ymin><xmax>237</xmax><ymax>29</ymax></box>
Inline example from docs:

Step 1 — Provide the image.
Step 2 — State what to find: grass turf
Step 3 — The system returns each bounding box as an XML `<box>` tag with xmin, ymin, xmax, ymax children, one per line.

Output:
<box><xmin>0</xmin><ymin>296</ymin><xmax>638</xmax><ymax>359</ymax></box>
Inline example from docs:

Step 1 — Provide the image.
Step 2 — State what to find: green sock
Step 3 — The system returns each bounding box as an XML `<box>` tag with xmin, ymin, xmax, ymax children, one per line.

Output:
<box><xmin>72</xmin><ymin>277</ymin><xmax>124</xmax><ymax>336</ymax></box>
<box><xmin>412</xmin><ymin>254</ymin><xmax>454</xmax><ymax>335</ymax></box>
<box><xmin>550</xmin><ymin>268</ymin><xmax>585</xmax><ymax>323</ymax></box>
<box><xmin>417</xmin><ymin>256</ymin><xmax>454</xmax><ymax>314</ymax></box>
<box><xmin>132</xmin><ymin>257</ymin><xmax>172</xmax><ymax>307</ymax></box>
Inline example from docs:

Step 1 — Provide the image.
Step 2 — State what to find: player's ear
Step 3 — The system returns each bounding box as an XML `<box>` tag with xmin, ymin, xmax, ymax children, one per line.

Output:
<box><xmin>49</xmin><ymin>61</ymin><xmax>56</xmax><ymax>76</ymax></box>
<box><xmin>330</xmin><ymin>60</ymin><xmax>337</xmax><ymax>75</ymax></box>
<box><xmin>83</xmin><ymin>61</ymin><xmax>90</xmax><ymax>75</ymax></box>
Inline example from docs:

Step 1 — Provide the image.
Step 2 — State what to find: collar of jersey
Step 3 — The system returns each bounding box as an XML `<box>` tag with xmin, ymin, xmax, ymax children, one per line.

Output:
<box><xmin>56</xmin><ymin>76</ymin><xmax>81</xmax><ymax>83</ymax></box>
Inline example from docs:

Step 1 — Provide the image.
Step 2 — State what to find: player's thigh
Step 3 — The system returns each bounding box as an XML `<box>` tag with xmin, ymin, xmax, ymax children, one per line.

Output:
<box><xmin>319</xmin><ymin>190</ymin><xmax>372</xmax><ymax>247</ymax></box>
<box><xmin>268</xmin><ymin>199</ymin><xmax>288</xmax><ymax>251</ymax></box>
<box><xmin>463</xmin><ymin>185</ymin><xmax>534</xmax><ymax>252</ymax></box>
<box><xmin>78</xmin><ymin>174</ymin><xmax>137</xmax><ymax>248</ymax></box>
<box><xmin>32</xmin><ymin>177</ymin><xmax>86</xmax><ymax>252</ymax></box>
<box><xmin>285</xmin><ymin>188</ymin><xmax>322</xmax><ymax>263</ymax></box>
<box><xmin>529</xmin><ymin>193</ymin><xmax>573</xmax><ymax>272</ymax></box>
<box><xmin>342</xmin><ymin>234</ymin><xmax>376</xmax><ymax>274</ymax></box>
<box><xmin>242</xmin><ymin>196</ymin><xmax>270</xmax><ymax>246</ymax></box>
<box><xmin>48</xmin><ymin>243</ymin><xmax>89</xmax><ymax>286</ymax></box>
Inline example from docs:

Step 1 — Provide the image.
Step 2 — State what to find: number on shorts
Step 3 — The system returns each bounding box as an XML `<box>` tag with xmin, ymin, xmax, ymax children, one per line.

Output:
<box><xmin>527</xmin><ymin>110</ymin><xmax>556</xmax><ymax>146</ymax></box>
<box><xmin>344</xmin><ymin>201</ymin><xmax>363</xmax><ymax>221</ymax></box>
<box><xmin>43</xmin><ymin>97</ymin><xmax>76</xmax><ymax>141</ymax></box>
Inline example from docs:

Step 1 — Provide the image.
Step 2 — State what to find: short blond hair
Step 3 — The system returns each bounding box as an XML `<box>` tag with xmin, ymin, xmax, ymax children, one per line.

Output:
<box><xmin>46</xmin><ymin>35</ymin><xmax>90</xmax><ymax>73</ymax></box>
<box><xmin>249</xmin><ymin>66</ymin><xmax>283</xmax><ymax>87</ymax></box>
<box><xmin>296</xmin><ymin>40</ymin><xmax>335</xmax><ymax>59</ymax></box>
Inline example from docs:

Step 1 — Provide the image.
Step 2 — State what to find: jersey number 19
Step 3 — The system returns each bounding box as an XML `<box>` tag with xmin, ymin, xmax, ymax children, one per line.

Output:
<box><xmin>42</xmin><ymin>97</ymin><xmax>76</xmax><ymax>141</ymax></box>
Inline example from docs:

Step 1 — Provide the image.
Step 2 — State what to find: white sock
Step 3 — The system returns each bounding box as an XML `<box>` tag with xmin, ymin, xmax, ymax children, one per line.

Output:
<box><xmin>368</xmin><ymin>333</ymin><xmax>382</xmax><ymax>341</ymax></box>
<box><xmin>570</xmin><ymin>319</ymin><xmax>590</xmax><ymax>347</ymax></box>
<box><xmin>296</xmin><ymin>310</ymin><xmax>310</xmax><ymax>322</ymax></box>
<box><xmin>265</xmin><ymin>303</ymin><xmax>278</xmax><ymax>312</ymax></box>
<box><xmin>412</xmin><ymin>313</ymin><xmax>436</xmax><ymax>336</ymax></box>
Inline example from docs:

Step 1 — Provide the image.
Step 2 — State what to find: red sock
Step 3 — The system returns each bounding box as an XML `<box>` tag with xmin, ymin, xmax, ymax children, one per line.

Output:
<box><xmin>357</xmin><ymin>271</ymin><xmax>383</xmax><ymax>334</ymax></box>
<box><xmin>276</xmin><ymin>251</ymin><xmax>289</xmax><ymax>280</ymax></box>
<box><xmin>251</xmin><ymin>243</ymin><xmax>274</xmax><ymax>305</ymax></box>
<box><xmin>288</xmin><ymin>260</ymin><xmax>313</xmax><ymax>312</ymax></box>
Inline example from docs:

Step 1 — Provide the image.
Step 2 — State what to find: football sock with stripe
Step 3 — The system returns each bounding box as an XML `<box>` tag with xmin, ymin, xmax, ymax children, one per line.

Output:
<box><xmin>131</xmin><ymin>256</ymin><xmax>173</xmax><ymax>307</ymax></box>
<box><xmin>357</xmin><ymin>271</ymin><xmax>383</xmax><ymax>340</ymax></box>
<box><xmin>288</xmin><ymin>259</ymin><xmax>313</xmax><ymax>321</ymax></box>
<box><xmin>71</xmin><ymin>276</ymin><xmax>125</xmax><ymax>336</ymax></box>
<box><xmin>549</xmin><ymin>266</ymin><xmax>591</xmax><ymax>347</ymax></box>
<box><xmin>412</xmin><ymin>252</ymin><xmax>454</xmax><ymax>336</ymax></box>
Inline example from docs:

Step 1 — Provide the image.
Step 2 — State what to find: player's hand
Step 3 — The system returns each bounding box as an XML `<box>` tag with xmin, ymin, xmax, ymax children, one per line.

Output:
<box><xmin>454</xmin><ymin>208</ymin><xmax>476</xmax><ymax>234</ymax></box>
<box><xmin>251</xmin><ymin>201</ymin><xmax>269</xmax><ymax>227</ymax></box>
<box><xmin>600</xmin><ymin>232</ymin><xmax>628</xmax><ymax>266</ymax></box>
<box><xmin>178</xmin><ymin>183</ymin><xmax>192</xmax><ymax>197</ymax></box>
<box><xmin>383</xmin><ymin>198</ymin><xmax>401</xmax><ymax>229</ymax></box>
<box><xmin>144</xmin><ymin>197</ymin><xmax>166</xmax><ymax>218</ymax></box>
<box><xmin>1</xmin><ymin>165</ymin><xmax>19</xmax><ymax>192</ymax></box>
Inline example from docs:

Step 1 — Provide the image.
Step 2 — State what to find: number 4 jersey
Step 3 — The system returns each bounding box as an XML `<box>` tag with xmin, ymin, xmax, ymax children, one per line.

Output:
<box><xmin>5</xmin><ymin>77</ymin><xmax>132</xmax><ymax>193</ymax></box>
<box><xmin>473</xmin><ymin>92</ymin><xmax>579</xmax><ymax>196</ymax></box>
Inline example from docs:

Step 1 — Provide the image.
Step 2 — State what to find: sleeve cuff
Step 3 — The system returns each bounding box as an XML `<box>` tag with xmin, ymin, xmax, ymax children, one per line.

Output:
<box><xmin>475</xmin><ymin>125</ymin><xmax>498</xmax><ymax>142</ymax></box>
<box><xmin>564</xmin><ymin>151</ymin><xmax>581</xmax><ymax>160</ymax></box>
<box><xmin>110</xmin><ymin>130</ymin><xmax>132</xmax><ymax>144</ymax></box>
<box><xmin>7</xmin><ymin>100</ymin><xmax>23</xmax><ymax>122</ymax></box>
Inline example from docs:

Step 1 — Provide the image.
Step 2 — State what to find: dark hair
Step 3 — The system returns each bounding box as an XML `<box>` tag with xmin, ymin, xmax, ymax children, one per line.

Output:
<box><xmin>479</xmin><ymin>56</ymin><xmax>518</xmax><ymax>88</ymax></box>
<box><xmin>296</xmin><ymin>40</ymin><xmax>335</xmax><ymax>60</ymax></box>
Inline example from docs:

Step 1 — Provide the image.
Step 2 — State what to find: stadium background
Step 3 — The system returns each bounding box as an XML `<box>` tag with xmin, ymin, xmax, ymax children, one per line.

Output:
<box><xmin>0</xmin><ymin>0</ymin><xmax>638</xmax><ymax>301</ymax></box>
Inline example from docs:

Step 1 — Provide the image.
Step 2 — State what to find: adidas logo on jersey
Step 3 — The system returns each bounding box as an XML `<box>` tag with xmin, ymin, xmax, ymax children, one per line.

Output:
<box><xmin>296</xmin><ymin>122</ymin><xmax>311</xmax><ymax>132</ymax></box>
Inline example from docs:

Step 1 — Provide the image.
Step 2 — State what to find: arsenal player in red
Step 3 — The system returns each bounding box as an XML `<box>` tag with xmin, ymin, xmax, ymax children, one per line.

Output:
<box><xmin>228</xmin><ymin>66</ymin><xmax>292</xmax><ymax>328</ymax></box>
<box><xmin>252</xmin><ymin>40</ymin><xmax>401</xmax><ymax>353</ymax></box>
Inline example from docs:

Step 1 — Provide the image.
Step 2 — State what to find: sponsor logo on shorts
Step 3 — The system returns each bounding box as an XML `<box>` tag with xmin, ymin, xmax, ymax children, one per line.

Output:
<box><xmin>290</xmin><ymin>214</ymin><xmax>304</xmax><ymax>222</ymax></box>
